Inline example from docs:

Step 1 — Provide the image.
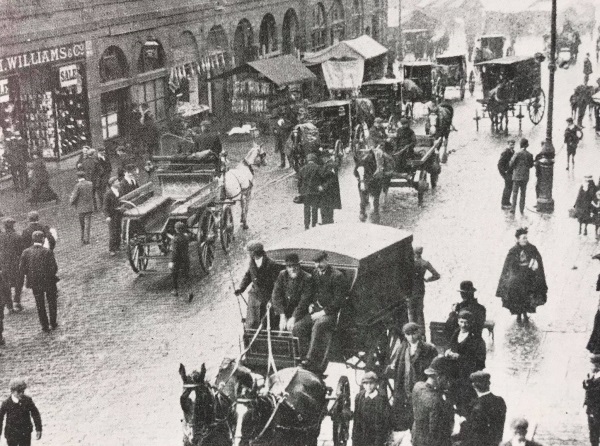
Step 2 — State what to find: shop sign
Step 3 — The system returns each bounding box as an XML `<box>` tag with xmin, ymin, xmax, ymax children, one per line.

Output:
<box><xmin>0</xmin><ymin>42</ymin><xmax>85</xmax><ymax>74</ymax></box>
<box><xmin>59</xmin><ymin>64</ymin><xmax>79</xmax><ymax>87</ymax></box>
<box><xmin>0</xmin><ymin>79</ymin><xmax>8</xmax><ymax>103</ymax></box>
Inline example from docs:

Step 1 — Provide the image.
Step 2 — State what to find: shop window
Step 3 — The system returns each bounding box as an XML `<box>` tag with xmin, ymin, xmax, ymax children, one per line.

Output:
<box><xmin>138</xmin><ymin>78</ymin><xmax>166</xmax><ymax>122</ymax></box>
<box><xmin>311</xmin><ymin>3</ymin><xmax>327</xmax><ymax>51</ymax></box>
<box><xmin>139</xmin><ymin>40</ymin><xmax>166</xmax><ymax>73</ymax></box>
<box><xmin>99</xmin><ymin>46</ymin><xmax>129</xmax><ymax>83</ymax></box>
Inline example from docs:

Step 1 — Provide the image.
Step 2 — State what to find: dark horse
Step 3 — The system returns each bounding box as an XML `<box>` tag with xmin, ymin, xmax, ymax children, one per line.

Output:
<box><xmin>238</xmin><ymin>367</ymin><xmax>328</xmax><ymax>446</ymax></box>
<box><xmin>354</xmin><ymin>139</ymin><xmax>386</xmax><ymax>224</ymax></box>
<box><xmin>179</xmin><ymin>360</ymin><xmax>253</xmax><ymax>446</ymax></box>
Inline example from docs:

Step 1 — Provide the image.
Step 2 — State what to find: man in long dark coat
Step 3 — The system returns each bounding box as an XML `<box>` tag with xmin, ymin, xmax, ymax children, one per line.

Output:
<box><xmin>297</xmin><ymin>153</ymin><xmax>322</xmax><ymax>230</ymax></box>
<box><xmin>318</xmin><ymin>154</ymin><xmax>341</xmax><ymax>225</ymax></box>
<box><xmin>456</xmin><ymin>371</ymin><xmax>506</xmax><ymax>446</ymax></box>
<box><xmin>509</xmin><ymin>138</ymin><xmax>534</xmax><ymax>214</ymax></box>
<box><xmin>0</xmin><ymin>218</ymin><xmax>24</xmax><ymax>311</ymax></box>
<box><xmin>388</xmin><ymin>322</ymin><xmax>438</xmax><ymax>431</ymax></box>
<box><xmin>19</xmin><ymin>231</ymin><xmax>58</xmax><ymax>332</ymax></box>
<box><xmin>21</xmin><ymin>212</ymin><xmax>55</xmax><ymax>251</ymax></box>
<box><xmin>445</xmin><ymin>281</ymin><xmax>486</xmax><ymax>337</ymax></box>
<box><xmin>498</xmin><ymin>139</ymin><xmax>515</xmax><ymax>208</ymax></box>
<box><xmin>94</xmin><ymin>148</ymin><xmax>112</xmax><ymax>209</ymax></box>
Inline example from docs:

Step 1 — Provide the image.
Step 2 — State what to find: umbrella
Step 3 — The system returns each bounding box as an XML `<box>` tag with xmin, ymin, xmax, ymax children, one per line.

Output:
<box><xmin>402</xmin><ymin>79</ymin><xmax>423</xmax><ymax>100</ymax></box>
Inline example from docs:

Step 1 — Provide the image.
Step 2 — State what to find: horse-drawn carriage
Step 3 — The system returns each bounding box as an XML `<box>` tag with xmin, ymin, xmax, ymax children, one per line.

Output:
<box><xmin>435</xmin><ymin>53</ymin><xmax>468</xmax><ymax>100</ymax></box>
<box><xmin>474</xmin><ymin>55</ymin><xmax>546</xmax><ymax>133</ymax></box>
<box><xmin>287</xmin><ymin>98</ymin><xmax>375</xmax><ymax>172</ymax></box>
<box><xmin>556</xmin><ymin>30</ymin><xmax>580</xmax><ymax>67</ymax></box>
<box><xmin>178</xmin><ymin>223</ymin><xmax>415</xmax><ymax>446</ymax></box>
<box><xmin>360</xmin><ymin>78</ymin><xmax>403</xmax><ymax>122</ymax></box>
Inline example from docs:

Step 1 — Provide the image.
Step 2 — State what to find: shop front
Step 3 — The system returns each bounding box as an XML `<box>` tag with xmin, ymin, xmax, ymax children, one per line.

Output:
<box><xmin>0</xmin><ymin>41</ymin><xmax>91</xmax><ymax>159</ymax></box>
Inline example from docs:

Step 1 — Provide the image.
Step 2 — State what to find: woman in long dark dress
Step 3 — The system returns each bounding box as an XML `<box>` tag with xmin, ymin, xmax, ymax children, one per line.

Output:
<box><xmin>573</xmin><ymin>175</ymin><xmax>597</xmax><ymax>235</ymax></box>
<box><xmin>27</xmin><ymin>152</ymin><xmax>58</xmax><ymax>203</ymax></box>
<box><xmin>496</xmin><ymin>227</ymin><xmax>548</xmax><ymax>323</ymax></box>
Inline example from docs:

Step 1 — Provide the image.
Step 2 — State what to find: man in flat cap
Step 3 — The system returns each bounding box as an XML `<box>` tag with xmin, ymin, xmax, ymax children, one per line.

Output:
<box><xmin>352</xmin><ymin>371</ymin><xmax>391</xmax><ymax>446</ymax></box>
<box><xmin>294</xmin><ymin>251</ymin><xmax>347</xmax><ymax>373</ymax></box>
<box><xmin>271</xmin><ymin>253</ymin><xmax>313</xmax><ymax>332</ymax></box>
<box><xmin>411</xmin><ymin>356</ymin><xmax>455</xmax><ymax>446</ymax></box>
<box><xmin>69</xmin><ymin>171</ymin><xmax>94</xmax><ymax>245</ymax></box>
<box><xmin>502</xmin><ymin>418</ymin><xmax>543</xmax><ymax>446</ymax></box>
<box><xmin>103</xmin><ymin>177</ymin><xmax>122</xmax><ymax>256</ymax></box>
<box><xmin>0</xmin><ymin>217</ymin><xmax>25</xmax><ymax>311</ymax></box>
<box><xmin>498</xmin><ymin>139</ymin><xmax>516</xmax><ymax>209</ymax></box>
<box><xmin>235</xmin><ymin>241</ymin><xmax>280</xmax><ymax>329</ymax></box>
<box><xmin>21</xmin><ymin>212</ymin><xmax>55</xmax><ymax>252</ymax></box>
<box><xmin>19</xmin><ymin>231</ymin><xmax>58</xmax><ymax>332</ymax></box>
<box><xmin>0</xmin><ymin>378</ymin><xmax>42</xmax><ymax>445</ymax></box>
<box><xmin>389</xmin><ymin>322</ymin><xmax>438</xmax><ymax>431</ymax></box>
<box><xmin>455</xmin><ymin>371</ymin><xmax>506</xmax><ymax>446</ymax></box>
<box><xmin>584</xmin><ymin>354</ymin><xmax>600</xmax><ymax>446</ymax></box>
<box><xmin>297</xmin><ymin>153</ymin><xmax>323</xmax><ymax>230</ymax></box>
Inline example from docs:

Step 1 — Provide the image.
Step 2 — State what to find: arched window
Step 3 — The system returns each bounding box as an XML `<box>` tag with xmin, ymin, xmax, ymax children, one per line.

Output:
<box><xmin>282</xmin><ymin>9</ymin><xmax>300</xmax><ymax>55</ymax></box>
<box><xmin>330</xmin><ymin>0</ymin><xmax>345</xmax><ymax>45</ymax></box>
<box><xmin>234</xmin><ymin>19</ymin><xmax>255</xmax><ymax>66</ymax></box>
<box><xmin>138</xmin><ymin>40</ymin><xmax>166</xmax><ymax>73</ymax></box>
<box><xmin>352</xmin><ymin>0</ymin><xmax>364</xmax><ymax>38</ymax></box>
<box><xmin>371</xmin><ymin>0</ymin><xmax>384</xmax><ymax>42</ymax></box>
<box><xmin>99</xmin><ymin>46</ymin><xmax>129</xmax><ymax>83</ymax></box>
<box><xmin>311</xmin><ymin>3</ymin><xmax>327</xmax><ymax>51</ymax></box>
<box><xmin>259</xmin><ymin>13</ymin><xmax>278</xmax><ymax>56</ymax></box>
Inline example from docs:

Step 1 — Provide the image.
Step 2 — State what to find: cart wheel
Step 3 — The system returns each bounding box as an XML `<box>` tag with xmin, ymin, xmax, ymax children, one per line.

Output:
<box><xmin>198</xmin><ymin>210</ymin><xmax>217</xmax><ymax>273</ymax></box>
<box><xmin>528</xmin><ymin>89</ymin><xmax>546</xmax><ymax>125</ymax></box>
<box><xmin>127</xmin><ymin>241</ymin><xmax>149</xmax><ymax>273</ymax></box>
<box><xmin>331</xmin><ymin>376</ymin><xmax>351</xmax><ymax>446</ymax></box>
<box><xmin>219</xmin><ymin>206</ymin><xmax>234</xmax><ymax>252</ymax></box>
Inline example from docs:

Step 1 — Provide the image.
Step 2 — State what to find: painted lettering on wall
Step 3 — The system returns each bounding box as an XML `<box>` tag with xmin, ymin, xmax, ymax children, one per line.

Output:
<box><xmin>0</xmin><ymin>42</ymin><xmax>85</xmax><ymax>74</ymax></box>
<box><xmin>0</xmin><ymin>79</ymin><xmax>8</xmax><ymax>103</ymax></box>
<box><xmin>59</xmin><ymin>64</ymin><xmax>79</xmax><ymax>87</ymax></box>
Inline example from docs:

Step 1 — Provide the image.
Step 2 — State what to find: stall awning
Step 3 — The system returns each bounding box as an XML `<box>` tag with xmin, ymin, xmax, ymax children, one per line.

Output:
<box><xmin>208</xmin><ymin>54</ymin><xmax>316</xmax><ymax>86</ymax></box>
<box><xmin>303</xmin><ymin>35</ymin><xmax>388</xmax><ymax>66</ymax></box>
<box><xmin>321</xmin><ymin>58</ymin><xmax>365</xmax><ymax>91</ymax></box>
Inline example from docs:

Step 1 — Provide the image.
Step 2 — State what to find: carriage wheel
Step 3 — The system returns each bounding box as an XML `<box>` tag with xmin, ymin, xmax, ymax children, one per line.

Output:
<box><xmin>197</xmin><ymin>210</ymin><xmax>217</xmax><ymax>273</ymax></box>
<box><xmin>127</xmin><ymin>240</ymin><xmax>149</xmax><ymax>273</ymax></box>
<box><xmin>219</xmin><ymin>206</ymin><xmax>234</xmax><ymax>253</ymax></box>
<box><xmin>331</xmin><ymin>376</ymin><xmax>351</xmax><ymax>446</ymax></box>
<box><xmin>528</xmin><ymin>89</ymin><xmax>546</xmax><ymax>125</ymax></box>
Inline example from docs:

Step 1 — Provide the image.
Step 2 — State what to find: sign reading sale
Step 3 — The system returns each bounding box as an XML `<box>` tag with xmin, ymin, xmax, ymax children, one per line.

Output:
<box><xmin>0</xmin><ymin>79</ymin><xmax>9</xmax><ymax>103</ymax></box>
<box><xmin>59</xmin><ymin>64</ymin><xmax>79</xmax><ymax>87</ymax></box>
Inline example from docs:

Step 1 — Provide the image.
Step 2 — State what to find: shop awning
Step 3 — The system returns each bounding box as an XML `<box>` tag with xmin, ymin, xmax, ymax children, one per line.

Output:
<box><xmin>303</xmin><ymin>35</ymin><xmax>388</xmax><ymax>66</ymax></box>
<box><xmin>208</xmin><ymin>54</ymin><xmax>316</xmax><ymax>86</ymax></box>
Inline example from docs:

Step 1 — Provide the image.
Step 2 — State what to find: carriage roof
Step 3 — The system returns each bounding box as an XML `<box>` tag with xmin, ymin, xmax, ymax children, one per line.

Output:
<box><xmin>401</xmin><ymin>61</ymin><xmax>437</xmax><ymax>67</ymax></box>
<box><xmin>362</xmin><ymin>78</ymin><xmax>402</xmax><ymax>86</ymax></box>
<box><xmin>267</xmin><ymin>223</ymin><xmax>412</xmax><ymax>269</ymax></box>
<box><xmin>475</xmin><ymin>55</ymin><xmax>534</xmax><ymax>66</ymax></box>
<box><xmin>436</xmin><ymin>53</ymin><xmax>467</xmax><ymax>64</ymax></box>
<box><xmin>308</xmin><ymin>99</ymin><xmax>352</xmax><ymax>109</ymax></box>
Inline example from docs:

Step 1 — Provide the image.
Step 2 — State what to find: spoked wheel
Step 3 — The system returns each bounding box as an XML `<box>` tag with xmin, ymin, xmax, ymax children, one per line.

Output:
<box><xmin>127</xmin><ymin>240</ymin><xmax>149</xmax><ymax>273</ymax></box>
<box><xmin>197</xmin><ymin>210</ymin><xmax>217</xmax><ymax>273</ymax></box>
<box><xmin>528</xmin><ymin>89</ymin><xmax>546</xmax><ymax>125</ymax></box>
<box><xmin>331</xmin><ymin>375</ymin><xmax>351</xmax><ymax>446</ymax></box>
<box><xmin>219</xmin><ymin>206</ymin><xmax>234</xmax><ymax>252</ymax></box>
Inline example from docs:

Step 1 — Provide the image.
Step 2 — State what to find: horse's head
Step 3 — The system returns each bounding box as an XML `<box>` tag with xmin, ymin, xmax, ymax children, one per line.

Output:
<box><xmin>179</xmin><ymin>363</ymin><xmax>233</xmax><ymax>446</ymax></box>
<box><xmin>245</xmin><ymin>143</ymin><xmax>267</xmax><ymax>167</ymax></box>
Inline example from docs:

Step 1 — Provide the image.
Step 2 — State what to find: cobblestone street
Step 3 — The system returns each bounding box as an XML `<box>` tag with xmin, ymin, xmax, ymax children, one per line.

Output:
<box><xmin>1</xmin><ymin>38</ymin><xmax>600</xmax><ymax>445</ymax></box>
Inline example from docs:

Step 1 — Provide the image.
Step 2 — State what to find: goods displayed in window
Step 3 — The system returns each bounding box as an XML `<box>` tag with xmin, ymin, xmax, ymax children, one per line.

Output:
<box><xmin>231</xmin><ymin>79</ymin><xmax>271</xmax><ymax>114</ymax></box>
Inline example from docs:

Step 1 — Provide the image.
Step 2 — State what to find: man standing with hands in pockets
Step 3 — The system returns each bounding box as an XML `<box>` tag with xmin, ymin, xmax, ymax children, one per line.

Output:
<box><xmin>509</xmin><ymin>138</ymin><xmax>534</xmax><ymax>215</ymax></box>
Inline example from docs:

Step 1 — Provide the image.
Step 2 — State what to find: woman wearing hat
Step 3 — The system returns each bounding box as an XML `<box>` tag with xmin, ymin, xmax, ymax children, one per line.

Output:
<box><xmin>573</xmin><ymin>175</ymin><xmax>597</xmax><ymax>235</ymax></box>
<box><xmin>445</xmin><ymin>309</ymin><xmax>486</xmax><ymax>415</ymax></box>
<box><xmin>496</xmin><ymin>227</ymin><xmax>547</xmax><ymax>322</ymax></box>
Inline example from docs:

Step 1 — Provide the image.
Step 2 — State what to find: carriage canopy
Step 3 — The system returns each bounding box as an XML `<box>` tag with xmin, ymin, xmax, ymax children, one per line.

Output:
<box><xmin>476</xmin><ymin>55</ymin><xmax>542</xmax><ymax>102</ymax></box>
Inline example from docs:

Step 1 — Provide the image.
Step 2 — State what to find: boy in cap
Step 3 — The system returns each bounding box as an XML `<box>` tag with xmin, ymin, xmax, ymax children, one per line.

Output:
<box><xmin>169</xmin><ymin>222</ymin><xmax>190</xmax><ymax>297</ymax></box>
<box><xmin>0</xmin><ymin>217</ymin><xmax>24</xmax><ymax>311</ymax></box>
<box><xmin>120</xmin><ymin>164</ymin><xmax>139</xmax><ymax>196</ymax></box>
<box><xmin>0</xmin><ymin>378</ymin><xmax>42</xmax><ymax>445</ymax></box>
<box><xmin>455</xmin><ymin>371</ymin><xmax>506</xmax><ymax>446</ymax></box>
<box><xmin>21</xmin><ymin>212</ymin><xmax>55</xmax><ymax>251</ymax></box>
<box><xmin>584</xmin><ymin>354</ymin><xmax>600</xmax><ymax>446</ymax></box>
<box><xmin>502</xmin><ymin>418</ymin><xmax>543</xmax><ymax>446</ymax></box>
<box><xmin>235</xmin><ymin>241</ymin><xmax>280</xmax><ymax>329</ymax></box>
<box><xmin>565</xmin><ymin>117</ymin><xmax>583</xmax><ymax>171</ymax></box>
<box><xmin>352</xmin><ymin>371</ymin><xmax>391</xmax><ymax>446</ymax></box>
<box><xmin>69</xmin><ymin>171</ymin><xmax>94</xmax><ymax>245</ymax></box>
<box><xmin>411</xmin><ymin>356</ymin><xmax>455</xmax><ymax>446</ymax></box>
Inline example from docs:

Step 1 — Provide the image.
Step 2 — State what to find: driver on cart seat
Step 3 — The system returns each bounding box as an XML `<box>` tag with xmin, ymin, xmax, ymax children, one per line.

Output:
<box><xmin>295</xmin><ymin>251</ymin><xmax>348</xmax><ymax>373</ymax></box>
<box><xmin>392</xmin><ymin>118</ymin><xmax>418</xmax><ymax>171</ymax></box>
<box><xmin>272</xmin><ymin>253</ymin><xmax>313</xmax><ymax>332</ymax></box>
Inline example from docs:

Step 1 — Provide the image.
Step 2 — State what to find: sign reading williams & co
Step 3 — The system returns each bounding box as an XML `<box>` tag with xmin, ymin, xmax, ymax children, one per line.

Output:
<box><xmin>0</xmin><ymin>42</ymin><xmax>85</xmax><ymax>74</ymax></box>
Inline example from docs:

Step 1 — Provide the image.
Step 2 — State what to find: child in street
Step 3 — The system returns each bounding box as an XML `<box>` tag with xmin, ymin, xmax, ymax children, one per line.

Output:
<box><xmin>170</xmin><ymin>222</ymin><xmax>191</xmax><ymax>299</ymax></box>
<box><xmin>352</xmin><ymin>371</ymin><xmax>391</xmax><ymax>446</ymax></box>
<box><xmin>565</xmin><ymin>117</ymin><xmax>583</xmax><ymax>171</ymax></box>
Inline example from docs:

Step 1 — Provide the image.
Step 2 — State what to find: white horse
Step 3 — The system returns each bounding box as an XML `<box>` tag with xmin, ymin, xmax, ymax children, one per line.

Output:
<box><xmin>223</xmin><ymin>142</ymin><xmax>266</xmax><ymax>229</ymax></box>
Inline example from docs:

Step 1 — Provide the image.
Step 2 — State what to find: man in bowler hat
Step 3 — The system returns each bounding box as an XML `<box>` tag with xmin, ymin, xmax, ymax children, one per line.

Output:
<box><xmin>446</xmin><ymin>280</ymin><xmax>487</xmax><ymax>337</ymax></box>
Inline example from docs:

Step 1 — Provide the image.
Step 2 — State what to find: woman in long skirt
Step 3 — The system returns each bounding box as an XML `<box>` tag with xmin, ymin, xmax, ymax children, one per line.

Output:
<box><xmin>496</xmin><ymin>227</ymin><xmax>548</xmax><ymax>323</ymax></box>
<box><xmin>27</xmin><ymin>152</ymin><xmax>58</xmax><ymax>204</ymax></box>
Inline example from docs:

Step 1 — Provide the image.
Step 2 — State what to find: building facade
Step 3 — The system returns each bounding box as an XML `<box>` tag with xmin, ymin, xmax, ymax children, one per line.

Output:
<box><xmin>0</xmin><ymin>0</ymin><xmax>386</xmax><ymax>159</ymax></box>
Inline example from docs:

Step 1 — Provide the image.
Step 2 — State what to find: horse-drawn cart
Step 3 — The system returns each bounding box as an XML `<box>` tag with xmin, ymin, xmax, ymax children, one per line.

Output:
<box><xmin>435</xmin><ymin>53</ymin><xmax>468</xmax><ymax>100</ymax></box>
<box><xmin>474</xmin><ymin>55</ymin><xmax>546</xmax><ymax>133</ymax></box>
<box><xmin>120</xmin><ymin>134</ymin><xmax>234</xmax><ymax>274</ymax></box>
